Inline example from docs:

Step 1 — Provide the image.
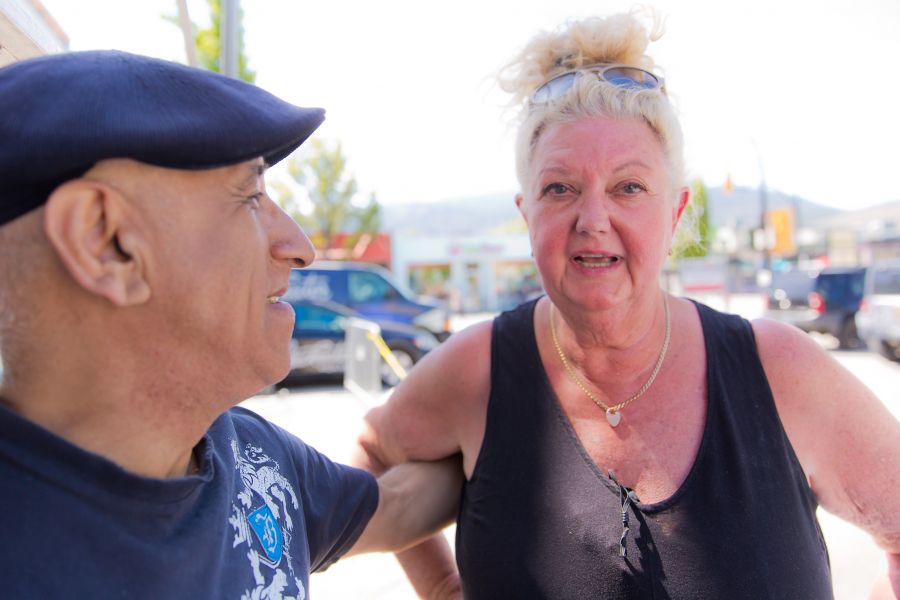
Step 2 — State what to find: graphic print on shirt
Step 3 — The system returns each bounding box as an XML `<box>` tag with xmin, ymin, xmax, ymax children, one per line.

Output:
<box><xmin>229</xmin><ymin>439</ymin><xmax>306</xmax><ymax>600</ymax></box>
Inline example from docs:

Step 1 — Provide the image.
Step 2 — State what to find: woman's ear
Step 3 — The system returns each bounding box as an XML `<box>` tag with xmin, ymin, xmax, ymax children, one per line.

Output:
<box><xmin>515</xmin><ymin>193</ymin><xmax>528</xmax><ymax>225</ymax></box>
<box><xmin>43</xmin><ymin>180</ymin><xmax>151</xmax><ymax>306</ymax></box>
<box><xmin>672</xmin><ymin>186</ymin><xmax>690</xmax><ymax>233</ymax></box>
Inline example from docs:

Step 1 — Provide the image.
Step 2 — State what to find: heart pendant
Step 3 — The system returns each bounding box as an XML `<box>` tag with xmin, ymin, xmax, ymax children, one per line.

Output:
<box><xmin>606</xmin><ymin>409</ymin><xmax>621</xmax><ymax>427</ymax></box>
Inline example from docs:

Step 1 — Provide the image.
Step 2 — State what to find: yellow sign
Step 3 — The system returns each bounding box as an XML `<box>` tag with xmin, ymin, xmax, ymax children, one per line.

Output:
<box><xmin>768</xmin><ymin>208</ymin><xmax>795</xmax><ymax>255</ymax></box>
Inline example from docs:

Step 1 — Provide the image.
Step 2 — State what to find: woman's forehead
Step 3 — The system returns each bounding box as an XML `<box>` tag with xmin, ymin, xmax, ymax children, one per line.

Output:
<box><xmin>530</xmin><ymin>117</ymin><xmax>665</xmax><ymax>170</ymax></box>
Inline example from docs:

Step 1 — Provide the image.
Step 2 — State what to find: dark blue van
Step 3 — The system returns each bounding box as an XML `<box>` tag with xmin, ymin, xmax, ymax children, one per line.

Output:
<box><xmin>284</xmin><ymin>299</ymin><xmax>440</xmax><ymax>385</ymax></box>
<box><xmin>765</xmin><ymin>266</ymin><xmax>866</xmax><ymax>348</ymax></box>
<box><xmin>284</xmin><ymin>261</ymin><xmax>451</xmax><ymax>341</ymax></box>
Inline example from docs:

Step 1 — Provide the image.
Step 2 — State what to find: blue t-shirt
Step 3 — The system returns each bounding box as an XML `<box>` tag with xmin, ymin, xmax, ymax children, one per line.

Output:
<box><xmin>0</xmin><ymin>404</ymin><xmax>378</xmax><ymax>599</ymax></box>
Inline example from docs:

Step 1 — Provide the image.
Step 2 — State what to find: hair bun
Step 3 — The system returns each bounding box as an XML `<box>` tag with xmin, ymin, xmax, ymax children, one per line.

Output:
<box><xmin>499</xmin><ymin>9</ymin><xmax>664</xmax><ymax>108</ymax></box>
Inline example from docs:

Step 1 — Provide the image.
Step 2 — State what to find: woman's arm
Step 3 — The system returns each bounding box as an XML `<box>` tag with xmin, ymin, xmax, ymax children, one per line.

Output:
<box><xmin>754</xmin><ymin>319</ymin><xmax>900</xmax><ymax>597</ymax></box>
<box><xmin>353</xmin><ymin>320</ymin><xmax>494</xmax><ymax>599</ymax></box>
<box><xmin>357</xmin><ymin>320</ymin><xmax>493</xmax><ymax>472</ymax></box>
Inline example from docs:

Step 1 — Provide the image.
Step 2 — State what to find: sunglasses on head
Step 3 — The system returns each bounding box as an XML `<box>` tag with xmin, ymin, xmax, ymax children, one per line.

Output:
<box><xmin>530</xmin><ymin>64</ymin><xmax>665</xmax><ymax>106</ymax></box>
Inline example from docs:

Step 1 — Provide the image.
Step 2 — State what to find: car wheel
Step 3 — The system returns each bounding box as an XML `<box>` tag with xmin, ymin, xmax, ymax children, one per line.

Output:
<box><xmin>836</xmin><ymin>316</ymin><xmax>860</xmax><ymax>350</ymax></box>
<box><xmin>879</xmin><ymin>341</ymin><xmax>900</xmax><ymax>362</ymax></box>
<box><xmin>381</xmin><ymin>344</ymin><xmax>419</xmax><ymax>387</ymax></box>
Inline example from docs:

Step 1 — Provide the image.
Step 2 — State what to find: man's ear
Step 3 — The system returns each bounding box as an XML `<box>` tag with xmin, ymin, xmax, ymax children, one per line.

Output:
<box><xmin>43</xmin><ymin>180</ymin><xmax>151</xmax><ymax>306</ymax></box>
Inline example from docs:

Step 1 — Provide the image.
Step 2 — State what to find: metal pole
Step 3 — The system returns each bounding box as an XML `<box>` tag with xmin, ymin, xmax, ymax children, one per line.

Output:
<box><xmin>220</xmin><ymin>0</ymin><xmax>239</xmax><ymax>78</ymax></box>
<box><xmin>752</xmin><ymin>140</ymin><xmax>771</xmax><ymax>275</ymax></box>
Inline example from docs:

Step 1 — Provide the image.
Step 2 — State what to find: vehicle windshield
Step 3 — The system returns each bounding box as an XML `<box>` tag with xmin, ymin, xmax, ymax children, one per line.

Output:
<box><xmin>770</xmin><ymin>270</ymin><xmax>816</xmax><ymax>300</ymax></box>
<box><xmin>873</xmin><ymin>267</ymin><xmax>900</xmax><ymax>294</ymax></box>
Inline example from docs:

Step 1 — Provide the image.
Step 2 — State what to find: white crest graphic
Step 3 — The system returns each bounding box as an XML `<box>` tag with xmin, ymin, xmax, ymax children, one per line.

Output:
<box><xmin>229</xmin><ymin>440</ymin><xmax>306</xmax><ymax>600</ymax></box>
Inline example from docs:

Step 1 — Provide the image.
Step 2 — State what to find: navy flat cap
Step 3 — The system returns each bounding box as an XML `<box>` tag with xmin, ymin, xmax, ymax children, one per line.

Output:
<box><xmin>0</xmin><ymin>50</ymin><xmax>325</xmax><ymax>225</ymax></box>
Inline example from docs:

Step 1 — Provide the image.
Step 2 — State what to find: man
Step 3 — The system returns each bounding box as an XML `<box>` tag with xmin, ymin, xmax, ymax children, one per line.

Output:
<box><xmin>0</xmin><ymin>50</ymin><xmax>460</xmax><ymax>598</ymax></box>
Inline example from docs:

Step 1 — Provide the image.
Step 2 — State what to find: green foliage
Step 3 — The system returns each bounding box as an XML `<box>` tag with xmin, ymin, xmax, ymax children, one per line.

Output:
<box><xmin>195</xmin><ymin>0</ymin><xmax>255</xmax><ymax>83</ymax></box>
<box><xmin>165</xmin><ymin>0</ymin><xmax>255</xmax><ymax>83</ymax></box>
<box><xmin>276</xmin><ymin>139</ymin><xmax>381</xmax><ymax>252</ymax></box>
<box><xmin>672</xmin><ymin>178</ymin><xmax>712</xmax><ymax>260</ymax></box>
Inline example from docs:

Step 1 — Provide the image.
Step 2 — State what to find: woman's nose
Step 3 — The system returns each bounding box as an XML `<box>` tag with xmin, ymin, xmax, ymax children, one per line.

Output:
<box><xmin>575</xmin><ymin>191</ymin><xmax>612</xmax><ymax>235</ymax></box>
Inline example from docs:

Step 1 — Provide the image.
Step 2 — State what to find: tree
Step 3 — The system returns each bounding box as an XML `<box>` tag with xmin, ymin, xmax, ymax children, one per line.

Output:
<box><xmin>274</xmin><ymin>139</ymin><xmax>382</xmax><ymax>256</ymax></box>
<box><xmin>672</xmin><ymin>178</ymin><xmax>712</xmax><ymax>259</ymax></box>
<box><xmin>169</xmin><ymin>0</ymin><xmax>255</xmax><ymax>83</ymax></box>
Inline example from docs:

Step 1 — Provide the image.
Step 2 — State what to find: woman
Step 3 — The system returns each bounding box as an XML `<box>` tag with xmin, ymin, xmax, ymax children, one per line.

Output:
<box><xmin>357</xmin><ymin>12</ymin><xmax>900</xmax><ymax>599</ymax></box>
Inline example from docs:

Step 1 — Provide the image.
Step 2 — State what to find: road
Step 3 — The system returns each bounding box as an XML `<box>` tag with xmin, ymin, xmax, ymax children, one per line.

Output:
<box><xmin>242</xmin><ymin>305</ymin><xmax>900</xmax><ymax>599</ymax></box>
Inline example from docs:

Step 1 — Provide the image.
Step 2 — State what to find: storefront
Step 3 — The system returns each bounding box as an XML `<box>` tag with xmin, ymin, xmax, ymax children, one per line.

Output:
<box><xmin>392</xmin><ymin>234</ymin><xmax>538</xmax><ymax>313</ymax></box>
<box><xmin>0</xmin><ymin>0</ymin><xmax>68</xmax><ymax>66</ymax></box>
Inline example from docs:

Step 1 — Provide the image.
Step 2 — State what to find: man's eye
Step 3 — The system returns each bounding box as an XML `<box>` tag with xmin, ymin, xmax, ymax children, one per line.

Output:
<box><xmin>245</xmin><ymin>193</ymin><xmax>263</xmax><ymax>208</ymax></box>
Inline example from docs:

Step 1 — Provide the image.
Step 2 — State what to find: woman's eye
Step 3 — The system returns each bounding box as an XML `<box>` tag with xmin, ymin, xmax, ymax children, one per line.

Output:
<box><xmin>620</xmin><ymin>182</ymin><xmax>646</xmax><ymax>194</ymax></box>
<box><xmin>245</xmin><ymin>192</ymin><xmax>263</xmax><ymax>208</ymax></box>
<box><xmin>542</xmin><ymin>183</ymin><xmax>571</xmax><ymax>196</ymax></box>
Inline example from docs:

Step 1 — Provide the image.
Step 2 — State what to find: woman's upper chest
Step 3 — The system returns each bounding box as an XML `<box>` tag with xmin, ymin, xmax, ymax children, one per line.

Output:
<box><xmin>544</xmin><ymin>304</ymin><xmax>709</xmax><ymax>504</ymax></box>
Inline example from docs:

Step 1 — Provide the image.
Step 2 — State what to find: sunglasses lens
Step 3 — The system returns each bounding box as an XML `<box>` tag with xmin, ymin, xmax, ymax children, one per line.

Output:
<box><xmin>532</xmin><ymin>71</ymin><xmax>580</xmax><ymax>104</ymax></box>
<box><xmin>530</xmin><ymin>66</ymin><xmax>662</xmax><ymax>106</ymax></box>
<box><xmin>602</xmin><ymin>67</ymin><xmax>659</xmax><ymax>90</ymax></box>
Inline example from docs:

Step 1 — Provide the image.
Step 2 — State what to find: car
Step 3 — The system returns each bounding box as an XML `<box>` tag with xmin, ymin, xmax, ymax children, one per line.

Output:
<box><xmin>281</xmin><ymin>299</ymin><xmax>441</xmax><ymax>386</ymax></box>
<box><xmin>284</xmin><ymin>261</ymin><xmax>451</xmax><ymax>341</ymax></box>
<box><xmin>765</xmin><ymin>266</ymin><xmax>866</xmax><ymax>349</ymax></box>
<box><xmin>856</xmin><ymin>259</ymin><xmax>900</xmax><ymax>361</ymax></box>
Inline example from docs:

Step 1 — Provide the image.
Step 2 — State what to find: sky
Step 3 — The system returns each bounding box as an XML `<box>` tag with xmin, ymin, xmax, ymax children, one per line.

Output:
<box><xmin>37</xmin><ymin>0</ymin><xmax>900</xmax><ymax>211</ymax></box>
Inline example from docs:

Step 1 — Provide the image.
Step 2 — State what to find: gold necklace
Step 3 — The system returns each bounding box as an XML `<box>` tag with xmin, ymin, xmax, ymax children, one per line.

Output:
<box><xmin>549</xmin><ymin>295</ymin><xmax>671</xmax><ymax>428</ymax></box>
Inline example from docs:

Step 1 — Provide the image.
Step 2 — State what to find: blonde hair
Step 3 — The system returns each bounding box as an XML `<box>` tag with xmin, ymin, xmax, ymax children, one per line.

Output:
<box><xmin>500</xmin><ymin>9</ymin><xmax>686</xmax><ymax>196</ymax></box>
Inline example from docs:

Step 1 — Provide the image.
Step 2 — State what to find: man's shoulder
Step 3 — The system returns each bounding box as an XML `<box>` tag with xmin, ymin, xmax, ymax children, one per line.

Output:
<box><xmin>210</xmin><ymin>405</ymin><xmax>314</xmax><ymax>464</ymax></box>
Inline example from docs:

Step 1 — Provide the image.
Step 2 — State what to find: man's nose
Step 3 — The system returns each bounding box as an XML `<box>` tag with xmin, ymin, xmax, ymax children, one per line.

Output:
<box><xmin>268</xmin><ymin>199</ymin><xmax>315</xmax><ymax>268</ymax></box>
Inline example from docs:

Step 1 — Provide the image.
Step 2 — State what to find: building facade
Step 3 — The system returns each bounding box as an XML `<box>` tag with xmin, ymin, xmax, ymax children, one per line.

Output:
<box><xmin>0</xmin><ymin>0</ymin><xmax>68</xmax><ymax>66</ymax></box>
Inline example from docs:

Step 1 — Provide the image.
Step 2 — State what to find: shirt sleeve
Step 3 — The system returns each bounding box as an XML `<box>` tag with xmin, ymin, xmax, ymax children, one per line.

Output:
<box><xmin>276</xmin><ymin>427</ymin><xmax>379</xmax><ymax>572</ymax></box>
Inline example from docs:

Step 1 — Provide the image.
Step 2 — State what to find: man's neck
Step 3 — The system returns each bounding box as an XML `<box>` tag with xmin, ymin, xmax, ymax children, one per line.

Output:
<box><xmin>1</xmin><ymin>375</ymin><xmax>217</xmax><ymax>479</ymax></box>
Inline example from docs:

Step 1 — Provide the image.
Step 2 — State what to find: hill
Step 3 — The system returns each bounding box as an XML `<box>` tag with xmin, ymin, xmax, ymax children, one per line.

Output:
<box><xmin>381</xmin><ymin>186</ymin><xmax>844</xmax><ymax>236</ymax></box>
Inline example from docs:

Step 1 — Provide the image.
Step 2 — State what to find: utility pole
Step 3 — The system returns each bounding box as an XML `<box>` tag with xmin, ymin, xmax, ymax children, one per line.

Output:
<box><xmin>220</xmin><ymin>0</ymin><xmax>239</xmax><ymax>78</ymax></box>
<box><xmin>752</xmin><ymin>140</ymin><xmax>771</xmax><ymax>285</ymax></box>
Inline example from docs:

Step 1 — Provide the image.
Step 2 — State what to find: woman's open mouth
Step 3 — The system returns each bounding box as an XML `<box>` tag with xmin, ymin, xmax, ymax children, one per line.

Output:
<box><xmin>574</xmin><ymin>254</ymin><xmax>622</xmax><ymax>268</ymax></box>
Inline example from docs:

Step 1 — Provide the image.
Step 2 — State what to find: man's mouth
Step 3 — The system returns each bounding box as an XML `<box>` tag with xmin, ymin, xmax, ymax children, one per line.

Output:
<box><xmin>267</xmin><ymin>286</ymin><xmax>288</xmax><ymax>304</ymax></box>
<box><xmin>574</xmin><ymin>254</ymin><xmax>622</xmax><ymax>268</ymax></box>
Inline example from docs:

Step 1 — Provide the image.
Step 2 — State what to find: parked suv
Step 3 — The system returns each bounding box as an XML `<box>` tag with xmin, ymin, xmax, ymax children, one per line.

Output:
<box><xmin>856</xmin><ymin>260</ymin><xmax>900</xmax><ymax>361</ymax></box>
<box><xmin>283</xmin><ymin>261</ymin><xmax>451</xmax><ymax>340</ymax></box>
<box><xmin>283</xmin><ymin>299</ymin><xmax>440</xmax><ymax>385</ymax></box>
<box><xmin>765</xmin><ymin>267</ymin><xmax>866</xmax><ymax>349</ymax></box>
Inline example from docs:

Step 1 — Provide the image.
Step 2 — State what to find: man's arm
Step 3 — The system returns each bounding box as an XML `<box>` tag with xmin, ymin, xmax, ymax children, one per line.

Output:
<box><xmin>353</xmin><ymin>442</ymin><xmax>462</xmax><ymax>599</ymax></box>
<box><xmin>352</xmin><ymin>321</ymin><xmax>493</xmax><ymax>598</ymax></box>
<box><xmin>346</xmin><ymin>455</ymin><xmax>463</xmax><ymax>556</ymax></box>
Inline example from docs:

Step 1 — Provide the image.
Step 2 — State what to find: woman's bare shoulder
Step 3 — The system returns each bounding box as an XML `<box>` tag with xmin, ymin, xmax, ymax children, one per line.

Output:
<box><xmin>361</xmin><ymin>319</ymin><xmax>494</xmax><ymax>464</ymax></box>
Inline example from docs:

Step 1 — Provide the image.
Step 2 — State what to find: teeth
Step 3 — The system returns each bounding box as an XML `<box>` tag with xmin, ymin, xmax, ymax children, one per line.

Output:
<box><xmin>267</xmin><ymin>296</ymin><xmax>279</xmax><ymax>304</ymax></box>
<box><xmin>576</xmin><ymin>255</ymin><xmax>619</xmax><ymax>267</ymax></box>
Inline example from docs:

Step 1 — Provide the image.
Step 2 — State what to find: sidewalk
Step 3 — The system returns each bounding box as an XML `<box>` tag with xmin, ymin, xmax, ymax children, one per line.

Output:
<box><xmin>242</xmin><ymin>387</ymin><xmax>425</xmax><ymax>599</ymax></box>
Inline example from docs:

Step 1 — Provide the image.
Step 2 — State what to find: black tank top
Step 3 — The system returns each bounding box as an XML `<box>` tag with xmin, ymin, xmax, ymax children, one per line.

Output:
<box><xmin>456</xmin><ymin>299</ymin><xmax>832</xmax><ymax>599</ymax></box>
